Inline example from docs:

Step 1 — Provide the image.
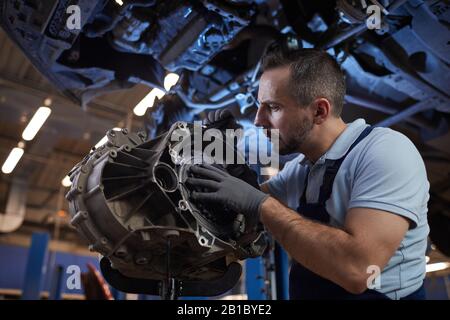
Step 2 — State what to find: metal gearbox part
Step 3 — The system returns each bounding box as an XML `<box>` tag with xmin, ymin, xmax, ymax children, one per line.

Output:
<box><xmin>66</xmin><ymin>122</ymin><xmax>267</xmax><ymax>284</ymax></box>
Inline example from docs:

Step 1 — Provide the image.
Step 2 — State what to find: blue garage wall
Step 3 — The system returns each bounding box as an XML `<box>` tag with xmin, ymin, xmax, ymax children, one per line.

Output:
<box><xmin>0</xmin><ymin>244</ymin><xmax>28</xmax><ymax>290</ymax></box>
<box><xmin>424</xmin><ymin>276</ymin><xmax>450</xmax><ymax>300</ymax></box>
<box><xmin>0</xmin><ymin>243</ymin><xmax>100</xmax><ymax>296</ymax></box>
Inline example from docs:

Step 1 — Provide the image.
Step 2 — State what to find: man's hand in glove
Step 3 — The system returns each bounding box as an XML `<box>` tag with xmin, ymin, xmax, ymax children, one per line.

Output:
<box><xmin>205</xmin><ymin>109</ymin><xmax>241</xmax><ymax>131</ymax></box>
<box><xmin>186</xmin><ymin>164</ymin><xmax>270</xmax><ymax>229</ymax></box>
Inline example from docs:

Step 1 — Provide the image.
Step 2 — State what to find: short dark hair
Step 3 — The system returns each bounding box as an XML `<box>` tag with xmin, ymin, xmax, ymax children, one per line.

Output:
<box><xmin>261</xmin><ymin>47</ymin><xmax>346</xmax><ymax>116</ymax></box>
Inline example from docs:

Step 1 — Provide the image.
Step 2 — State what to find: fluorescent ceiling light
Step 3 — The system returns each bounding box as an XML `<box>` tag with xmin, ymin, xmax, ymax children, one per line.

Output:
<box><xmin>22</xmin><ymin>106</ymin><xmax>52</xmax><ymax>141</ymax></box>
<box><xmin>426</xmin><ymin>262</ymin><xmax>450</xmax><ymax>273</ymax></box>
<box><xmin>115</xmin><ymin>0</ymin><xmax>123</xmax><ymax>6</ymax></box>
<box><xmin>164</xmin><ymin>73</ymin><xmax>180</xmax><ymax>91</ymax></box>
<box><xmin>61</xmin><ymin>175</ymin><xmax>72</xmax><ymax>187</ymax></box>
<box><xmin>94</xmin><ymin>127</ymin><xmax>122</xmax><ymax>149</ymax></box>
<box><xmin>2</xmin><ymin>147</ymin><xmax>24</xmax><ymax>174</ymax></box>
<box><xmin>133</xmin><ymin>88</ymin><xmax>165</xmax><ymax>116</ymax></box>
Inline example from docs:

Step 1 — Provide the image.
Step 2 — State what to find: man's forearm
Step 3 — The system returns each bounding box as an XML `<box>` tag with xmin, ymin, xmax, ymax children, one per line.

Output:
<box><xmin>260</xmin><ymin>196</ymin><xmax>370</xmax><ymax>294</ymax></box>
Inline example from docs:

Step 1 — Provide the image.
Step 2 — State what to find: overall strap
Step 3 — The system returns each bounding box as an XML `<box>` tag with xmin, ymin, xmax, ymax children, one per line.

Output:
<box><xmin>299</xmin><ymin>126</ymin><xmax>374</xmax><ymax>206</ymax></box>
<box><xmin>317</xmin><ymin>126</ymin><xmax>374</xmax><ymax>204</ymax></box>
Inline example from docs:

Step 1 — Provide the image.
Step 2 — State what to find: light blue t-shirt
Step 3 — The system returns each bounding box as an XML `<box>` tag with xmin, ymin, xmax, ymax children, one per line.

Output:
<box><xmin>266</xmin><ymin>118</ymin><xmax>430</xmax><ymax>299</ymax></box>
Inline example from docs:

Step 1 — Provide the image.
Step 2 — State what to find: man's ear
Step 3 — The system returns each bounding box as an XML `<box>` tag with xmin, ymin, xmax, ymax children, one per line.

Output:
<box><xmin>311</xmin><ymin>98</ymin><xmax>331</xmax><ymax>124</ymax></box>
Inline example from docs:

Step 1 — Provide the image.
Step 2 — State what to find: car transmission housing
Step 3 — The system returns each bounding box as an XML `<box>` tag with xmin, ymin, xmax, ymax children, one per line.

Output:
<box><xmin>66</xmin><ymin>121</ymin><xmax>267</xmax><ymax>292</ymax></box>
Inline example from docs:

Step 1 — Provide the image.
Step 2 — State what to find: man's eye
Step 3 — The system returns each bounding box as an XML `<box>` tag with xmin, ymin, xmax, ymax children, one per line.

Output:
<box><xmin>268</xmin><ymin>105</ymin><xmax>280</xmax><ymax>111</ymax></box>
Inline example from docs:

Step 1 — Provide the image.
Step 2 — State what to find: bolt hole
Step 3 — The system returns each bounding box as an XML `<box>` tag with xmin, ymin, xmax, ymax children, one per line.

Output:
<box><xmin>199</xmin><ymin>237</ymin><xmax>207</xmax><ymax>245</ymax></box>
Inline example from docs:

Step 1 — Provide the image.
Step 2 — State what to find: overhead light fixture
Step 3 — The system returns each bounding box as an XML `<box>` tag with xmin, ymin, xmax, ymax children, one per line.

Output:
<box><xmin>57</xmin><ymin>210</ymin><xmax>67</xmax><ymax>218</ymax></box>
<box><xmin>94</xmin><ymin>127</ymin><xmax>122</xmax><ymax>149</ymax></box>
<box><xmin>22</xmin><ymin>106</ymin><xmax>52</xmax><ymax>141</ymax></box>
<box><xmin>2</xmin><ymin>147</ymin><xmax>24</xmax><ymax>174</ymax></box>
<box><xmin>61</xmin><ymin>175</ymin><xmax>72</xmax><ymax>187</ymax></box>
<box><xmin>115</xmin><ymin>0</ymin><xmax>124</xmax><ymax>6</ymax></box>
<box><xmin>164</xmin><ymin>73</ymin><xmax>180</xmax><ymax>91</ymax></box>
<box><xmin>133</xmin><ymin>88</ymin><xmax>165</xmax><ymax>116</ymax></box>
<box><xmin>44</xmin><ymin>97</ymin><xmax>52</xmax><ymax>107</ymax></box>
<box><xmin>426</xmin><ymin>262</ymin><xmax>450</xmax><ymax>273</ymax></box>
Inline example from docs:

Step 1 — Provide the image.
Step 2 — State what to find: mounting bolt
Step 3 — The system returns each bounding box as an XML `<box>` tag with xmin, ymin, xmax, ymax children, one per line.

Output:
<box><xmin>135</xmin><ymin>257</ymin><xmax>148</xmax><ymax>265</ymax></box>
<box><xmin>138</xmin><ymin>132</ymin><xmax>146</xmax><ymax>140</ymax></box>
<box><xmin>162</xmin><ymin>230</ymin><xmax>180</xmax><ymax>239</ymax></box>
<box><xmin>178</xmin><ymin>200</ymin><xmax>189</xmax><ymax>211</ymax></box>
<box><xmin>115</xmin><ymin>245</ymin><xmax>128</xmax><ymax>258</ymax></box>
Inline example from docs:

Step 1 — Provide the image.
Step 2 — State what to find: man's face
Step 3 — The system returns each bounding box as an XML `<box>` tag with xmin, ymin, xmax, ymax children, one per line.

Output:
<box><xmin>255</xmin><ymin>66</ymin><xmax>314</xmax><ymax>155</ymax></box>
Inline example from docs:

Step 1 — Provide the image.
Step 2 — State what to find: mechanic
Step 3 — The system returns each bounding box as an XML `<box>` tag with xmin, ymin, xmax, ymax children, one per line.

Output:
<box><xmin>185</xmin><ymin>47</ymin><xmax>430</xmax><ymax>300</ymax></box>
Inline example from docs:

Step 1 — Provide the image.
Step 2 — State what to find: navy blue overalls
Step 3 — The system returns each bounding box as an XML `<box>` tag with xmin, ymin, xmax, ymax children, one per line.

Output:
<box><xmin>289</xmin><ymin>126</ymin><xmax>426</xmax><ymax>300</ymax></box>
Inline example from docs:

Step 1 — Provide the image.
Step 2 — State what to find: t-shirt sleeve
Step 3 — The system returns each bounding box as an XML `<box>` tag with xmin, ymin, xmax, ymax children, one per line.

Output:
<box><xmin>348</xmin><ymin>131</ymin><xmax>429</xmax><ymax>228</ymax></box>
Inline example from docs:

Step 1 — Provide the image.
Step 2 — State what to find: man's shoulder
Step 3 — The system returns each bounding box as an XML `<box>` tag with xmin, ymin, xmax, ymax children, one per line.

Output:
<box><xmin>359</xmin><ymin>126</ymin><xmax>420</xmax><ymax>157</ymax></box>
<box><xmin>353</xmin><ymin>126</ymin><xmax>425</xmax><ymax>172</ymax></box>
<box><xmin>370</xmin><ymin>126</ymin><xmax>411</xmax><ymax>142</ymax></box>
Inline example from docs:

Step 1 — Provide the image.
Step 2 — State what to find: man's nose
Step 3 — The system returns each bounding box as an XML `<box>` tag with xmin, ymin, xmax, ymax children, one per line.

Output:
<box><xmin>254</xmin><ymin>106</ymin><xmax>268</xmax><ymax>128</ymax></box>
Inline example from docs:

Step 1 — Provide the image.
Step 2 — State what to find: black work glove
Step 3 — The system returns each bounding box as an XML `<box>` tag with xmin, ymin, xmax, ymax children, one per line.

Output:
<box><xmin>205</xmin><ymin>109</ymin><xmax>241</xmax><ymax>130</ymax></box>
<box><xmin>186</xmin><ymin>164</ymin><xmax>270</xmax><ymax>230</ymax></box>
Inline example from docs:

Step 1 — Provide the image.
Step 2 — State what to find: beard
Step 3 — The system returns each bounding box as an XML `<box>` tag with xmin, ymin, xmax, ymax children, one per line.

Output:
<box><xmin>277</xmin><ymin>117</ymin><xmax>314</xmax><ymax>155</ymax></box>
